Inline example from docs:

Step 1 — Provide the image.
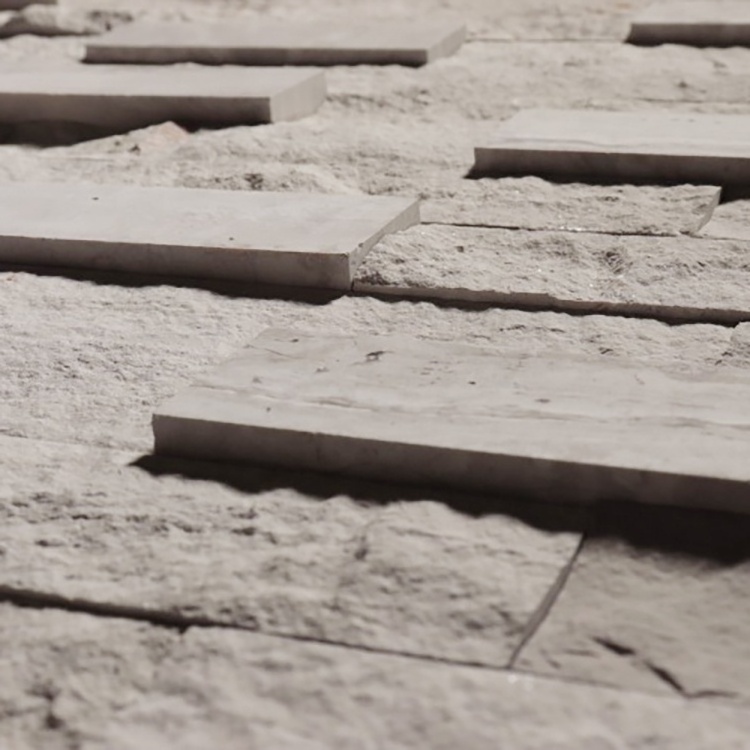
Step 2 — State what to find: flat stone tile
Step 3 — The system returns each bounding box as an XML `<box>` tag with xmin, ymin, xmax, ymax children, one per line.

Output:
<box><xmin>0</xmin><ymin>436</ymin><xmax>584</xmax><ymax>666</ymax></box>
<box><xmin>3</xmin><ymin>603</ymin><xmax>750</xmax><ymax>749</ymax></box>
<box><xmin>518</xmin><ymin>503</ymin><xmax>750</xmax><ymax>703</ymax></box>
<box><xmin>422</xmin><ymin>180</ymin><xmax>720</xmax><ymax>234</ymax></box>
<box><xmin>154</xmin><ymin>328</ymin><xmax>750</xmax><ymax>512</ymax></box>
<box><xmin>353</xmin><ymin>225</ymin><xmax>750</xmax><ymax>323</ymax></box>
<box><xmin>629</xmin><ymin>2</ymin><xmax>750</xmax><ymax>47</ymax></box>
<box><xmin>474</xmin><ymin>109</ymin><xmax>750</xmax><ymax>184</ymax></box>
<box><xmin>0</xmin><ymin>182</ymin><xmax>418</xmax><ymax>289</ymax></box>
<box><xmin>85</xmin><ymin>18</ymin><xmax>466</xmax><ymax>66</ymax></box>
<box><xmin>0</xmin><ymin>65</ymin><xmax>326</xmax><ymax>131</ymax></box>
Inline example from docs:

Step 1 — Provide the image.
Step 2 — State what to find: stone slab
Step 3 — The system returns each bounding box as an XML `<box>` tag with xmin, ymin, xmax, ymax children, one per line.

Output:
<box><xmin>0</xmin><ymin>435</ymin><xmax>583</xmax><ymax>666</ymax></box>
<box><xmin>5</xmin><ymin>604</ymin><xmax>750</xmax><ymax>750</ymax></box>
<box><xmin>474</xmin><ymin>109</ymin><xmax>750</xmax><ymax>184</ymax></box>
<box><xmin>154</xmin><ymin>329</ymin><xmax>750</xmax><ymax>513</ymax></box>
<box><xmin>85</xmin><ymin>19</ymin><xmax>466</xmax><ymax>67</ymax></box>
<box><xmin>0</xmin><ymin>0</ymin><xmax>54</xmax><ymax>8</ymax></box>
<box><xmin>629</xmin><ymin>2</ymin><xmax>750</xmax><ymax>47</ymax></box>
<box><xmin>0</xmin><ymin>65</ymin><xmax>326</xmax><ymax>130</ymax></box>
<box><xmin>0</xmin><ymin>182</ymin><xmax>418</xmax><ymax>289</ymax></box>
<box><xmin>518</xmin><ymin>503</ymin><xmax>750</xmax><ymax>702</ymax></box>
<box><xmin>422</xmin><ymin>181</ymin><xmax>721</xmax><ymax>235</ymax></box>
<box><xmin>353</xmin><ymin>225</ymin><xmax>750</xmax><ymax>324</ymax></box>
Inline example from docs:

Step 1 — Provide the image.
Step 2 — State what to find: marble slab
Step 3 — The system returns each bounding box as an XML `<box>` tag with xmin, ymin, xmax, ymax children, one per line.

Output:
<box><xmin>0</xmin><ymin>183</ymin><xmax>419</xmax><ymax>289</ymax></box>
<box><xmin>0</xmin><ymin>65</ymin><xmax>326</xmax><ymax>131</ymax></box>
<box><xmin>154</xmin><ymin>329</ymin><xmax>750</xmax><ymax>513</ymax></box>
<box><xmin>85</xmin><ymin>19</ymin><xmax>466</xmax><ymax>67</ymax></box>
<box><xmin>474</xmin><ymin>109</ymin><xmax>750</xmax><ymax>184</ymax></box>
<box><xmin>629</xmin><ymin>2</ymin><xmax>750</xmax><ymax>46</ymax></box>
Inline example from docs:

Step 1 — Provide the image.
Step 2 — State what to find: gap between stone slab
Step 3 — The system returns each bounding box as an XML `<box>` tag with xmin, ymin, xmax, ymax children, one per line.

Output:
<box><xmin>349</xmin><ymin>287</ymin><xmax>748</xmax><ymax>327</ymax></box>
<box><xmin>508</xmin><ymin>533</ymin><xmax>586</xmax><ymax>669</ymax></box>
<box><xmin>421</xmin><ymin>220</ymin><xmax>708</xmax><ymax>239</ymax></box>
<box><xmin>0</xmin><ymin>584</ymin><xmax>546</xmax><ymax>674</ymax></box>
<box><xmin>0</xmin><ymin>584</ymin><xmax>683</xmax><ymax>701</ymax></box>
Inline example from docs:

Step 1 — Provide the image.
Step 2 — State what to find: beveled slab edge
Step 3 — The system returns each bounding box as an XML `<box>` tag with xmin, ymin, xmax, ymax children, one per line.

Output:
<box><xmin>472</xmin><ymin>146</ymin><xmax>750</xmax><ymax>185</ymax></box>
<box><xmin>349</xmin><ymin>199</ymin><xmax>421</xmax><ymax>281</ymax></box>
<box><xmin>268</xmin><ymin>69</ymin><xmax>327</xmax><ymax>122</ymax></box>
<box><xmin>152</xmin><ymin>385</ymin><xmax>750</xmax><ymax>514</ymax></box>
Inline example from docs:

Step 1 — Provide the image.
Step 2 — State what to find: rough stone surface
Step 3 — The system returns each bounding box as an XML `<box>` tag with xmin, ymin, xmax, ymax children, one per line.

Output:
<box><xmin>629</xmin><ymin>1</ymin><xmax>750</xmax><ymax>47</ymax></box>
<box><xmin>155</xmin><ymin>328</ymin><xmax>750</xmax><ymax>511</ymax></box>
<box><xmin>474</xmin><ymin>109</ymin><xmax>750</xmax><ymax>183</ymax></box>
<box><xmin>0</xmin><ymin>182</ymin><xmax>418</xmax><ymax>289</ymax></box>
<box><xmin>85</xmin><ymin>18</ymin><xmax>466</xmax><ymax>66</ymax></box>
<box><xmin>2</xmin><ymin>0</ymin><xmax>750</xmax><ymax>745</ymax></box>
<box><xmin>0</xmin><ymin>0</ymin><xmax>55</xmax><ymax>9</ymax></box>
<box><xmin>4</xmin><ymin>603</ymin><xmax>750</xmax><ymax>750</ymax></box>
<box><xmin>518</xmin><ymin>503</ymin><xmax>750</xmax><ymax>704</ymax></box>
<box><xmin>0</xmin><ymin>435</ymin><xmax>584</xmax><ymax>666</ymax></box>
<box><xmin>422</xmin><ymin>180</ymin><xmax>720</xmax><ymax>235</ymax></box>
<box><xmin>0</xmin><ymin>6</ymin><xmax>130</xmax><ymax>38</ymax></box>
<box><xmin>355</xmin><ymin>224</ymin><xmax>750</xmax><ymax>322</ymax></box>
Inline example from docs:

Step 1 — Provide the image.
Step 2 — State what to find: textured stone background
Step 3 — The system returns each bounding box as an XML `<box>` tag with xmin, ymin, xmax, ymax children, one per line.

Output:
<box><xmin>1</xmin><ymin>0</ymin><xmax>750</xmax><ymax>747</ymax></box>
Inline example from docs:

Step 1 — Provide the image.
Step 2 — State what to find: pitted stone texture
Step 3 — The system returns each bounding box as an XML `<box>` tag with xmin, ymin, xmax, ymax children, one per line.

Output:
<box><xmin>629</xmin><ymin>2</ymin><xmax>750</xmax><ymax>47</ymax></box>
<box><xmin>0</xmin><ymin>182</ymin><xmax>417</xmax><ymax>289</ymax></box>
<box><xmin>0</xmin><ymin>436</ymin><xmax>584</xmax><ymax>666</ymax></box>
<box><xmin>85</xmin><ymin>18</ymin><xmax>466</xmax><ymax>66</ymax></box>
<box><xmin>3</xmin><ymin>603</ymin><xmax>750</xmax><ymax>750</ymax></box>
<box><xmin>355</xmin><ymin>225</ymin><xmax>750</xmax><ymax>323</ymax></box>
<box><xmin>0</xmin><ymin>6</ymin><xmax>130</xmax><ymax>38</ymax></box>
<box><xmin>155</xmin><ymin>329</ymin><xmax>750</xmax><ymax>512</ymax></box>
<box><xmin>474</xmin><ymin>109</ymin><xmax>750</xmax><ymax>184</ymax></box>
<box><xmin>0</xmin><ymin>65</ymin><xmax>326</xmax><ymax>132</ymax></box>
<box><xmin>0</xmin><ymin>274</ymin><xmax>737</xmax><ymax>453</ymax></box>
<box><xmin>519</xmin><ymin>503</ymin><xmax>750</xmax><ymax>702</ymax></box>
<box><xmin>422</xmin><ymin>180</ymin><xmax>720</xmax><ymax>235</ymax></box>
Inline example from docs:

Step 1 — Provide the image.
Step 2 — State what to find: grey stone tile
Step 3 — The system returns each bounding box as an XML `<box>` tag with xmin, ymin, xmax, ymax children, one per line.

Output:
<box><xmin>474</xmin><ymin>109</ymin><xmax>750</xmax><ymax>183</ymax></box>
<box><xmin>85</xmin><ymin>18</ymin><xmax>466</xmax><ymax>66</ymax></box>
<box><xmin>629</xmin><ymin>2</ymin><xmax>750</xmax><ymax>47</ymax></box>
<box><xmin>0</xmin><ymin>182</ymin><xmax>417</xmax><ymax>289</ymax></box>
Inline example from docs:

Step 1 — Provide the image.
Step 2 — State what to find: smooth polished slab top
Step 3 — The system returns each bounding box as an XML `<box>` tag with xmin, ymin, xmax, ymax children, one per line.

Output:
<box><xmin>474</xmin><ymin>109</ymin><xmax>750</xmax><ymax>183</ymax></box>
<box><xmin>154</xmin><ymin>329</ymin><xmax>750</xmax><ymax>513</ymax></box>
<box><xmin>629</xmin><ymin>2</ymin><xmax>750</xmax><ymax>46</ymax></box>
<box><xmin>85</xmin><ymin>18</ymin><xmax>467</xmax><ymax>66</ymax></box>
<box><xmin>0</xmin><ymin>183</ymin><xmax>419</xmax><ymax>289</ymax></box>
<box><xmin>0</xmin><ymin>65</ymin><xmax>326</xmax><ymax>129</ymax></box>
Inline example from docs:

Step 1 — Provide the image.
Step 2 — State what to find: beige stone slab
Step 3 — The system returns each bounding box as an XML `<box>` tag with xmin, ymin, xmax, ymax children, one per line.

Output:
<box><xmin>0</xmin><ymin>435</ymin><xmax>583</xmax><ymax>666</ymax></box>
<box><xmin>422</xmin><ymin>180</ymin><xmax>720</xmax><ymax>235</ymax></box>
<box><xmin>0</xmin><ymin>65</ymin><xmax>326</xmax><ymax>129</ymax></box>
<box><xmin>5</xmin><ymin>604</ymin><xmax>750</xmax><ymax>750</ymax></box>
<box><xmin>0</xmin><ymin>182</ymin><xmax>418</xmax><ymax>289</ymax></box>
<box><xmin>354</xmin><ymin>225</ymin><xmax>750</xmax><ymax>324</ymax></box>
<box><xmin>154</xmin><ymin>329</ymin><xmax>750</xmax><ymax>513</ymax></box>
<box><xmin>518</xmin><ymin>503</ymin><xmax>750</xmax><ymax>702</ymax></box>
<box><xmin>629</xmin><ymin>2</ymin><xmax>750</xmax><ymax>46</ymax></box>
<box><xmin>85</xmin><ymin>19</ymin><xmax>466</xmax><ymax>67</ymax></box>
<box><xmin>474</xmin><ymin>109</ymin><xmax>750</xmax><ymax>184</ymax></box>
